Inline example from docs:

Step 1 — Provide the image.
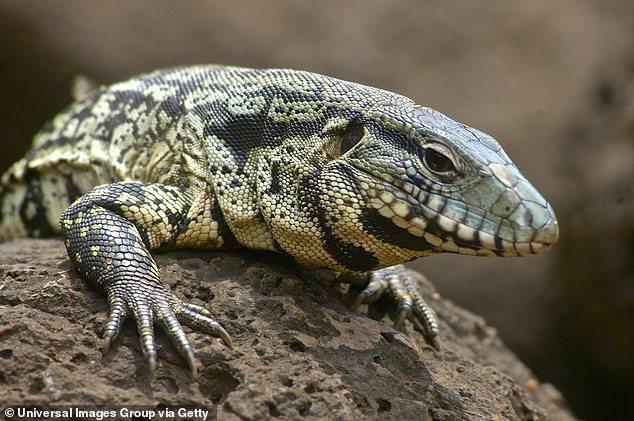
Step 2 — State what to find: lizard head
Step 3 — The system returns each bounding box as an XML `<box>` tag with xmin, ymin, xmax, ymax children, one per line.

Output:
<box><xmin>328</xmin><ymin>105</ymin><xmax>559</xmax><ymax>261</ymax></box>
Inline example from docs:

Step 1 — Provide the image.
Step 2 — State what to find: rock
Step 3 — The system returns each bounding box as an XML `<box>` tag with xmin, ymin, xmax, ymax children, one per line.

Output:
<box><xmin>0</xmin><ymin>239</ymin><xmax>577</xmax><ymax>420</ymax></box>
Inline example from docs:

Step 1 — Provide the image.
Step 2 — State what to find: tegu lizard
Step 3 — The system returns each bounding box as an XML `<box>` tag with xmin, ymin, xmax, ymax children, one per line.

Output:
<box><xmin>0</xmin><ymin>65</ymin><xmax>559</xmax><ymax>376</ymax></box>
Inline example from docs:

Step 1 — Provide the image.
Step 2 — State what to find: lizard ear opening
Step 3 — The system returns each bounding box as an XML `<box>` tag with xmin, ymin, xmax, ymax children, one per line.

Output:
<box><xmin>339</xmin><ymin>119</ymin><xmax>366</xmax><ymax>155</ymax></box>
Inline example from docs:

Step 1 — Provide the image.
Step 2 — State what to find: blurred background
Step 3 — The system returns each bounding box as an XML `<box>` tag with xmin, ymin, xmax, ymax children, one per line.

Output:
<box><xmin>1</xmin><ymin>1</ymin><xmax>632</xmax><ymax>419</ymax></box>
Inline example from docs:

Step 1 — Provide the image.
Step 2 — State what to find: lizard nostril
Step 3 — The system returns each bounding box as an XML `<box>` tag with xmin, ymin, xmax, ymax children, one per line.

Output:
<box><xmin>492</xmin><ymin>189</ymin><xmax>520</xmax><ymax>218</ymax></box>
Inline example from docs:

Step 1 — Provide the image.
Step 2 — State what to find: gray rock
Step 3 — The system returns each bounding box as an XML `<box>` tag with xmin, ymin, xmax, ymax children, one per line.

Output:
<box><xmin>0</xmin><ymin>239</ymin><xmax>576</xmax><ymax>420</ymax></box>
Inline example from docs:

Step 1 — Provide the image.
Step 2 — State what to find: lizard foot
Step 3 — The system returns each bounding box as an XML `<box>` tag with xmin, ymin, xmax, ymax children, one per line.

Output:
<box><xmin>342</xmin><ymin>265</ymin><xmax>440</xmax><ymax>348</ymax></box>
<box><xmin>101</xmin><ymin>281</ymin><xmax>233</xmax><ymax>379</ymax></box>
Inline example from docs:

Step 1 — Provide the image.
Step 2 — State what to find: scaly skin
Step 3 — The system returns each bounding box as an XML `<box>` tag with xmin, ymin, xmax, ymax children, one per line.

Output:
<box><xmin>0</xmin><ymin>65</ymin><xmax>559</xmax><ymax>376</ymax></box>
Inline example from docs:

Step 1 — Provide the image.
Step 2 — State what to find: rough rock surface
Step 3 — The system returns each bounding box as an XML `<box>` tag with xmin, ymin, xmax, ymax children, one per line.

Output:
<box><xmin>0</xmin><ymin>239</ymin><xmax>576</xmax><ymax>420</ymax></box>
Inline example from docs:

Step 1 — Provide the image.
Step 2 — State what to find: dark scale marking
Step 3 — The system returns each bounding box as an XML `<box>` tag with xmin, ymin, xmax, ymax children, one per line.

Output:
<box><xmin>299</xmin><ymin>163</ymin><xmax>379</xmax><ymax>272</ymax></box>
<box><xmin>18</xmin><ymin>170</ymin><xmax>56</xmax><ymax>236</ymax></box>
<box><xmin>448</xmin><ymin>233</ymin><xmax>491</xmax><ymax>252</ymax></box>
<box><xmin>160</xmin><ymin>95</ymin><xmax>183</xmax><ymax>118</ymax></box>
<box><xmin>493</xmin><ymin>233</ymin><xmax>505</xmax><ymax>253</ymax></box>
<box><xmin>267</xmin><ymin>162</ymin><xmax>283</xmax><ymax>194</ymax></box>
<box><xmin>362</xmin><ymin>207</ymin><xmax>435</xmax><ymax>252</ymax></box>
<box><xmin>61</xmin><ymin>173</ymin><xmax>84</xmax><ymax>204</ymax></box>
<box><xmin>330</xmin><ymin>239</ymin><xmax>379</xmax><ymax>272</ymax></box>
<box><xmin>210</xmin><ymin>199</ymin><xmax>240</xmax><ymax>249</ymax></box>
<box><xmin>112</xmin><ymin>88</ymin><xmax>154</xmax><ymax>111</ymax></box>
<box><xmin>204</xmin><ymin>112</ymin><xmax>273</xmax><ymax>169</ymax></box>
<box><xmin>273</xmin><ymin>80</ymin><xmax>327</xmax><ymax>104</ymax></box>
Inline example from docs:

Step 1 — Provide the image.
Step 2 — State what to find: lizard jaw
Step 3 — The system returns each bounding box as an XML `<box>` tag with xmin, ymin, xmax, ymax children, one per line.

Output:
<box><xmin>362</xmin><ymin>173</ymin><xmax>558</xmax><ymax>257</ymax></box>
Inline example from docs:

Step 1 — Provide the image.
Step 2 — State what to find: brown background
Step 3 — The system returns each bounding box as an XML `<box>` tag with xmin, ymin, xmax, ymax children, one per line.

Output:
<box><xmin>1</xmin><ymin>1</ymin><xmax>632</xmax><ymax>419</ymax></box>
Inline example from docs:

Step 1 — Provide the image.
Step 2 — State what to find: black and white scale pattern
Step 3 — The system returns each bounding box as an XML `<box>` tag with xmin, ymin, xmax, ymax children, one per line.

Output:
<box><xmin>0</xmin><ymin>65</ymin><xmax>558</xmax><ymax>375</ymax></box>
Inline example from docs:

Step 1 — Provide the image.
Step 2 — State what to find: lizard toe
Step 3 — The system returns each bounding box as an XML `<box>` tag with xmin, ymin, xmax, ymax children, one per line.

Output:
<box><xmin>132</xmin><ymin>301</ymin><xmax>158</xmax><ymax>378</ymax></box>
<box><xmin>177</xmin><ymin>302</ymin><xmax>234</xmax><ymax>350</ymax></box>
<box><xmin>156</xmin><ymin>301</ymin><xmax>198</xmax><ymax>378</ymax></box>
<box><xmin>102</xmin><ymin>294</ymin><xmax>128</xmax><ymax>355</ymax></box>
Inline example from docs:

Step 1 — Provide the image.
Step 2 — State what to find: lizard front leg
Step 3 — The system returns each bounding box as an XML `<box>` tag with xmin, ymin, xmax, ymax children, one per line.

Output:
<box><xmin>341</xmin><ymin>265</ymin><xmax>440</xmax><ymax>347</ymax></box>
<box><xmin>60</xmin><ymin>181</ymin><xmax>232</xmax><ymax>377</ymax></box>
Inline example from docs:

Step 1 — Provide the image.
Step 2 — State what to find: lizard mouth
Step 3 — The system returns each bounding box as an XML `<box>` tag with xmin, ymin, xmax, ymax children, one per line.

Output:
<box><xmin>361</xmin><ymin>174</ymin><xmax>558</xmax><ymax>257</ymax></box>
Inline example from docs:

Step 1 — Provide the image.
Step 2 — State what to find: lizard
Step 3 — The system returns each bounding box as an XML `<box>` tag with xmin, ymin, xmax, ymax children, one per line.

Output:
<box><xmin>0</xmin><ymin>65</ymin><xmax>559</xmax><ymax>377</ymax></box>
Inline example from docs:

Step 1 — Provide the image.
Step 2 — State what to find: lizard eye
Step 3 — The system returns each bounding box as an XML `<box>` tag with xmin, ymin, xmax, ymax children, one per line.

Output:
<box><xmin>340</xmin><ymin>120</ymin><xmax>365</xmax><ymax>154</ymax></box>
<box><xmin>422</xmin><ymin>147</ymin><xmax>456</xmax><ymax>174</ymax></box>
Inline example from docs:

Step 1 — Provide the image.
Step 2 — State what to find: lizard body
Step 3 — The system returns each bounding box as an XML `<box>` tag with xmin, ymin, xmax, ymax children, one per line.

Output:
<box><xmin>0</xmin><ymin>65</ymin><xmax>558</xmax><ymax>376</ymax></box>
